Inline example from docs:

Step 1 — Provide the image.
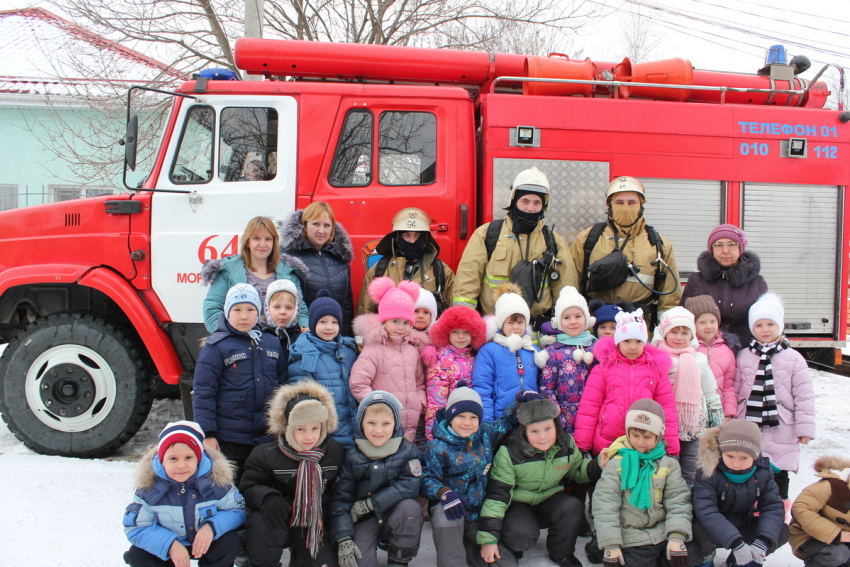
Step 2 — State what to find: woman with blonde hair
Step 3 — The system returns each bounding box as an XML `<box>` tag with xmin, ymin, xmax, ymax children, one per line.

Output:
<box><xmin>202</xmin><ymin>216</ymin><xmax>309</xmax><ymax>332</ymax></box>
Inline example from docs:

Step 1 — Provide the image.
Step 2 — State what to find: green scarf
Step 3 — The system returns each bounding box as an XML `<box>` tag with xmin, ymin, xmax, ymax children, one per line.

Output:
<box><xmin>619</xmin><ymin>443</ymin><xmax>667</xmax><ymax>510</ymax></box>
<box><xmin>722</xmin><ymin>466</ymin><xmax>756</xmax><ymax>484</ymax></box>
<box><xmin>554</xmin><ymin>330</ymin><xmax>596</xmax><ymax>346</ymax></box>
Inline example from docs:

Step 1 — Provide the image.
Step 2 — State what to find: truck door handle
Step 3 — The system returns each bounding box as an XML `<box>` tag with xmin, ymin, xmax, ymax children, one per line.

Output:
<box><xmin>460</xmin><ymin>204</ymin><xmax>468</xmax><ymax>240</ymax></box>
<box><xmin>430</xmin><ymin>223</ymin><xmax>449</xmax><ymax>232</ymax></box>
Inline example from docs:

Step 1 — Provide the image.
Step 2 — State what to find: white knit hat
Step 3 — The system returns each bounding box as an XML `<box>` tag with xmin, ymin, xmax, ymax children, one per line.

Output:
<box><xmin>651</xmin><ymin>306</ymin><xmax>697</xmax><ymax>347</ymax></box>
<box><xmin>494</xmin><ymin>283</ymin><xmax>531</xmax><ymax>331</ymax></box>
<box><xmin>748</xmin><ymin>292</ymin><xmax>785</xmax><ymax>335</ymax></box>
<box><xmin>615</xmin><ymin>308</ymin><xmax>648</xmax><ymax>344</ymax></box>
<box><xmin>551</xmin><ymin>286</ymin><xmax>595</xmax><ymax>333</ymax></box>
<box><xmin>413</xmin><ymin>288</ymin><xmax>438</xmax><ymax>330</ymax></box>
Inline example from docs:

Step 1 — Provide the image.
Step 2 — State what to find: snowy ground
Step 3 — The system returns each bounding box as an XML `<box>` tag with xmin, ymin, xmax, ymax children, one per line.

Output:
<box><xmin>1</xmin><ymin>365</ymin><xmax>847</xmax><ymax>566</ymax></box>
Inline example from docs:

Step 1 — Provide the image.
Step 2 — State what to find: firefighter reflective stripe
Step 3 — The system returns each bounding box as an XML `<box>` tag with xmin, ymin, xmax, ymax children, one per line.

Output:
<box><xmin>626</xmin><ymin>273</ymin><xmax>655</xmax><ymax>286</ymax></box>
<box><xmin>485</xmin><ymin>273</ymin><xmax>510</xmax><ymax>288</ymax></box>
<box><xmin>453</xmin><ymin>297</ymin><xmax>478</xmax><ymax>308</ymax></box>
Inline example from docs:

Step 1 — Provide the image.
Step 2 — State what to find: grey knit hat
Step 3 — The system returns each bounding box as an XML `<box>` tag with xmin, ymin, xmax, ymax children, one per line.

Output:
<box><xmin>284</xmin><ymin>397</ymin><xmax>330</xmax><ymax>450</ymax></box>
<box><xmin>518</xmin><ymin>398</ymin><xmax>560</xmax><ymax>426</ymax></box>
<box><xmin>445</xmin><ymin>382</ymin><xmax>483</xmax><ymax>424</ymax></box>
<box><xmin>718</xmin><ymin>419</ymin><xmax>763</xmax><ymax>459</ymax></box>
<box><xmin>625</xmin><ymin>398</ymin><xmax>666</xmax><ymax>438</ymax></box>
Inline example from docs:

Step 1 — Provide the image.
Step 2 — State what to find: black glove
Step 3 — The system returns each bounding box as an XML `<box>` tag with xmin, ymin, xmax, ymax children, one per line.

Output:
<box><xmin>516</xmin><ymin>390</ymin><xmax>543</xmax><ymax>403</ymax></box>
<box><xmin>261</xmin><ymin>495</ymin><xmax>290</xmax><ymax>531</ymax></box>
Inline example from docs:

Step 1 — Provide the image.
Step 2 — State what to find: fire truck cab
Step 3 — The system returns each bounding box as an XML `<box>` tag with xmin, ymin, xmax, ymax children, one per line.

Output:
<box><xmin>0</xmin><ymin>38</ymin><xmax>847</xmax><ymax>457</ymax></box>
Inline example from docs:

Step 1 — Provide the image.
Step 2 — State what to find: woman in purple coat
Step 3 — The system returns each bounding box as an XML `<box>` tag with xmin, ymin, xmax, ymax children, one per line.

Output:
<box><xmin>681</xmin><ymin>224</ymin><xmax>767</xmax><ymax>345</ymax></box>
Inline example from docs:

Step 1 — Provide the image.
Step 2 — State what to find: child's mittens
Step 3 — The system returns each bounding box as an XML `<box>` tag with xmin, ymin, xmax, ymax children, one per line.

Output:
<box><xmin>261</xmin><ymin>495</ymin><xmax>291</xmax><ymax>530</ymax></box>
<box><xmin>666</xmin><ymin>537</ymin><xmax>688</xmax><ymax>567</ymax></box>
<box><xmin>337</xmin><ymin>537</ymin><xmax>362</xmax><ymax>567</ymax></box>
<box><xmin>572</xmin><ymin>347</ymin><xmax>594</xmax><ymax>365</ymax></box>
<box><xmin>603</xmin><ymin>547</ymin><xmax>625</xmax><ymax>565</ymax></box>
<box><xmin>748</xmin><ymin>539</ymin><xmax>768</xmax><ymax>565</ymax></box>
<box><xmin>349</xmin><ymin>498</ymin><xmax>374</xmax><ymax>524</ymax></box>
<box><xmin>440</xmin><ymin>490</ymin><xmax>468</xmax><ymax>521</ymax></box>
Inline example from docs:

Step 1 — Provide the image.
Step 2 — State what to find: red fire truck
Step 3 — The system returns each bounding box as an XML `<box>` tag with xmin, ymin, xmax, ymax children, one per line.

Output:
<box><xmin>0</xmin><ymin>38</ymin><xmax>847</xmax><ymax>457</ymax></box>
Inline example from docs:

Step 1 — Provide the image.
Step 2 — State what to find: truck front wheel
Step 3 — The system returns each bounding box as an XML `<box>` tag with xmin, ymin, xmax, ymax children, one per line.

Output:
<box><xmin>0</xmin><ymin>312</ymin><xmax>152</xmax><ymax>457</ymax></box>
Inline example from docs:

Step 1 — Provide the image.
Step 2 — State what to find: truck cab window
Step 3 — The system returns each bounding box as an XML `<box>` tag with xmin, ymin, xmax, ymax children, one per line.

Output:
<box><xmin>219</xmin><ymin>107</ymin><xmax>278</xmax><ymax>182</ymax></box>
<box><xmin>378</xmin><ymin>111</ymin><xmax>436</xmax><ymax>185</ymax></box>
<box><xmin>329</xmin><ymin>110</ymin><xmax>373</xmax><ymax>187</ymax></box>
<box><xmin>170</xmin><ymin>106</ymin><xmax>214</xmax><ymax>184</ymax></box>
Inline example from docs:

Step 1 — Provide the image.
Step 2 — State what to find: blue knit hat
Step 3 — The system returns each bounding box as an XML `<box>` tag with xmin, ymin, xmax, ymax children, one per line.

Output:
<box><xmin>224</xmin><ymin>283</ymin><xmax>262</xmax><ymax>319</ymax></box>
<box><xmin>445</xmin><ymin>381</ymin><xmax>483</xmax><ymax>424</ymax></box>
<box><xmin>590</xmin><ymin>300</ymin><xmax>635</xmax><ymax>336</ymax></box>
<box><xmin>309</xmin><ymin>289</ymin><xmax>343</xmax><ymax>333</ymax></box>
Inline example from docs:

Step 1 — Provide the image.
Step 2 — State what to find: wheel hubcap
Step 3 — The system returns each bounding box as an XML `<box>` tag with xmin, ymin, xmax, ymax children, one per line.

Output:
<box><xmin>25</xmin><ymin>345</ymin><xmax>117</xmax><ymax>432</ymax></box>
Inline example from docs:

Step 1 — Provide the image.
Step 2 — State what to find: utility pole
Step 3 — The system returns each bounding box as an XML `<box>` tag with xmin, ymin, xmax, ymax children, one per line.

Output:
<box><xmin>243</xmin><ymin>0</ymin><xmax>265</xmax><ymax>80</ymax></box>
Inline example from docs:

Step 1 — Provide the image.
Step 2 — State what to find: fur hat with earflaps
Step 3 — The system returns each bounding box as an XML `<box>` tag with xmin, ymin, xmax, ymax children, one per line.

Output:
<box><xmin>429</xmin><ymin>306</ymin><xmax>487</xmax><ymax>350</ymax></box>
<box><xmin>511</xmin><ymin>396</ymin><xmax>569</xmax><ymax>457</ymax></box>
<box><xmin>267</xmin><ymin>380</ymin><xmax>339</xmax><ymax>451</ymax></box>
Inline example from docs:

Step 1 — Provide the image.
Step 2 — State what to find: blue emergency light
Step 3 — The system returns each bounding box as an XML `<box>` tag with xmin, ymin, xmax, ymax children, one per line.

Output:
<box><xmin>766</xmin><ymin>45</ymin><xmax>786</xmax><ymax>65</ymax></box>
<box><xmin>199</xmin><ymin>68</ymin><xmax>241</xmax><ymax>81</ymax></box>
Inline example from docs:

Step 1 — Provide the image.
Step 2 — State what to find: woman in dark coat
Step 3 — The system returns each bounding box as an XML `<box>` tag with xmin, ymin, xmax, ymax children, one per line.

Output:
<box><xmin>280</xmin><ymin>202</ymin><xmax>355</xmax><ymax>337</ymax></box>
<box><xmin>681</xmin><ymin>224</ymin><xmax>767</xmax><ymax>345</ymax></box>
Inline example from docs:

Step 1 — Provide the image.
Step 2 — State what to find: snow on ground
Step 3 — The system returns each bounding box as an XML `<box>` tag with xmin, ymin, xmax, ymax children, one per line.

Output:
<box><xmin>1</xmin><ymin>367</ymin><xmax>847</xmax><ymax>566</ymax></box>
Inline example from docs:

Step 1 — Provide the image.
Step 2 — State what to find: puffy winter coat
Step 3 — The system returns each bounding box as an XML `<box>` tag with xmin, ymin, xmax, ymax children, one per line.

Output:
<box><xmin>477</xmin><ymin>425</ymin><xmax>602</xmax><ymax>545</ymax></box>
<box><xmin>452</xmin><ymin>215</ymin><xmax>578</xmax><ymax>316</ymax></box>
<box><xmin>280</xmin><ymin>211</ymin><xmax>356</xmax><ymax>337</ymax></box>
<box><xmin>201</xmin><ymin>253</ymin><xmax>310</xmax><ymax>333</ymax></box>
<box><xmin>425</xmin><ymin>345</ymin><xmax>475</xmax><ymax>439</ymax></box>
<box><xmin>287</xmin><ymin>331</ymin><xmax>359</xmax><ymax>449</ymax></box>
<box><xmin>329</xmin><ymin>396</ymin><xmax>422</xmax><ymax>543</ymax></box>
<box><xmin>592</xmin><ymin>436</ymin><xmax>692</xmax><ymax>550</ymax></box>
<box><xmin>123</xmin><ymin>447</ymin><xmax>247</xmax><ymax>561</ymax></box>
<box><xmin>681</xmin><ymin>250</ymin><xmax>768</xmax><ymax>345</ymax></box>
<box><xmin>349</xmin><ymin>314</ymin><xmax>426</xmax><ymax>441</ymax></box>
<box><xmin>570</xmin><ymin>218</ymin><xmax>681</xmax><ymax>313</ymax></box>
<box><xmin>539</xmin><ymin>341</ymin><xmax>597</xmax><ymax>435</ymax></box>
<box><xmin>573</xmin><ymin>337</ymin><xmax>680</xmax><ymax>456</ymax></box>
<box><xmin>697</xmin><ymin>332</ymin><xmax>740</xmax><ymax>417</ymax></box>
<box><xmin>193</xmin><ymin>315</ymin><xmax>287</xmax><ymax>445</ymax></box>
<box><xmin>735</xmin><ymin>345</ymin><xmax>815</xmax><ymax>472</ymax></box>
<box><xmin>473</xmin><ymin>334</ymin><xmax>546</xmax><ymax>423</ymax></box>
<box><xmin>692</xmin><ymin>426</ymin><xmax>785</xmax><ymax>551</ymax></box>
<box><xmin>789</xmin><ymin>455</ymin><xmax>850</xmax><ymax>558</ymax></box>
<box><xmin>356</xmin><ymin>234</ymin><xmax>454</xmax><ymax>316</ymax></box>
<box><xmin>420</xmin><ymin>403</ymin><xmax>517</xmax><ymax>521</ymax></box>
<box><xmin>239</xmin><ymin>381</ymin><xmax>345</xmax><ymax>513</ymax></box>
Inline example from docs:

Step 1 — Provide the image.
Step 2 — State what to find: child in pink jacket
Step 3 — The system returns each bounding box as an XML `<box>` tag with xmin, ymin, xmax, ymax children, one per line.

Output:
<box><xmin>685</xmin><ymin>294</ymin><xmax>740</xmax><ymax>420</ymax></box>
<box><xmin>424</xmin><ymin>306</ymin><xmax>486</xmax><ymax>440</ymax></box>
<box><xmin>574</xmin><ymin>308</ymin><xmax>680</xmax><ymax>456</ymax></box>
<box><xmin>350</xmin><ymin>277</ymin><xmax>426</xmax><ymax>442</ymax></box>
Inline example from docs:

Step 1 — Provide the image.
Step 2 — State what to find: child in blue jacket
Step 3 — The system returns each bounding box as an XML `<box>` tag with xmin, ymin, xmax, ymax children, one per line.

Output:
<box><xmin>473</xmin><ymin>283</ymin><xmax>548</xmax><ymax>422</ymax></box>
<box><xmin>288</xmin><ymin>289</ymin><xmax>359</xmax><ymax>449</ymax></box>
<box><xmin>123</xmin><ymin>421</ymin><xmax>246</xmax><ymax>567</ymax></box>
<box><xmin>193</xmin><ymin>283</ymin><xmax>288</xmax><ymax>482</ymax></box>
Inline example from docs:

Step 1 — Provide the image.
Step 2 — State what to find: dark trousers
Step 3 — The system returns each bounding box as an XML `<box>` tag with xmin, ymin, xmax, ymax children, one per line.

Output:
<box><xmin>245</xmin><ymin>508</ymin><xmax>338</xmax><ymax>567</ymax></box>
<box><xmin>124</xmin><ymin>530</ymin><xmax>240</xmax><ymax>567</ymax></box>
<box><xmin>774</xmin><ymin>469</ymin><xmax>790</xmax><ymax>500</ymax></box>
<box><xmin>687</xmin><ymin>516</ymin><xmax>790</xmax><ymax>566</ymax></box>
<box><xmin>218</xmin><ymin>440</ymin><xmax>255</xmax><ymax>486</ymax></box>
<box><xmin>621</xmin><ymin>541</ymin><xmax>676</xmax><ymax>567</ymax></box>
<box><xmin>354</xmin><ymin>499</ymin><xmax>424</xmax><ymax>567</ymax></box>
<box><xmin>798</xmin><ymin>539</ymin><xmax>850</xmax><ymax>567</ymax></box>
<box><xmin>679</xmin><ymin>440</ymin><xmax>699</xmax><ymax>487</ymax></box>
<box><xmin>501</xmin><ymin>492</ymin><xmax>584</xmax><ymax>560</ymax></box>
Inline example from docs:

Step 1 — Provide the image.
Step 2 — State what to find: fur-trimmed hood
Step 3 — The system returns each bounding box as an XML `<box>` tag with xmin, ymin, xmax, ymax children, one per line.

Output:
<box><xmin>200</xmin><ymin>252</ymin><xmax>310</xmax><ymax>286</ymax></box>
<box><xmin>696</xmin><ymin>249</ymin><xmax>762</xmax><ymax>287</ymax></box>
<box><xmin>278</xmin><ymin>209</ymin><xmax>354</xmax><ymax>264</ymax></box>
<box><xmin>697</xmin><ymin>425</ymin><xmax>773</xmax><ymax>477</ymax></box>
<box><xmin>592</xmin><ymin>336</ymin><xmax>672</xmax><ymax>375</ymax></box>
<box><xmin>134</xmin><ymin>446</ymin><xmax>235</xmax><ymax>490</ymax></box>
<box><xmin>813</xmin><ymin>455</ymin><xmax>850</xmax><ymax>480</ymax></box>
<box><xmin>266</xmin><ymin>379</ymin><xmax>339</xmax><ymax>437</ymax></box>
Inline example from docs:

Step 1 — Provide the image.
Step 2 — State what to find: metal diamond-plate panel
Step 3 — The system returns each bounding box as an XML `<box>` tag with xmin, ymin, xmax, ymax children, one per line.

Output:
<box><xmin>492</xmin><ymin>159</ymin><xmax>610</xmax><ymax>243</ymax></box>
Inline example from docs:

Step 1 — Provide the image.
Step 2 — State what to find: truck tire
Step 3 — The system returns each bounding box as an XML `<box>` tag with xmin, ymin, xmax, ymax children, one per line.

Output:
<box><xmin>0</xmin><ymin>312</ymin><xmax>152</xmax><ymax>457</ymax></box>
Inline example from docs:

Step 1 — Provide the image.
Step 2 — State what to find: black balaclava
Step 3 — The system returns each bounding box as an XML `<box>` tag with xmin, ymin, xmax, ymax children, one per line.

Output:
<box><xmin>509</xmin><ymin>189</ymin><xmax>545</xmax><ymax>235</ymax></box>
<box><xmin>396</xmin><ymin>231</ymin><xmax>427</xmax><ymax>261</ymax></box>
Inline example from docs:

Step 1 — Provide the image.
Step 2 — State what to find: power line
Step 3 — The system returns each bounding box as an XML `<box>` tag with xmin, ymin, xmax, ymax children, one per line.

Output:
<box><xmin>684</xmin><ymin>0</ymin><xmax>850</xmax><ymax>40</ymax></box>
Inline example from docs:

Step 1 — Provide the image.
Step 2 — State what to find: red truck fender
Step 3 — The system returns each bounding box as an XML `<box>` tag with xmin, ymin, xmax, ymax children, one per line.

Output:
<box><xmin>0</xmin><ymin>264</ymin><xmax>183</xmax><ymax>384</ymax></box>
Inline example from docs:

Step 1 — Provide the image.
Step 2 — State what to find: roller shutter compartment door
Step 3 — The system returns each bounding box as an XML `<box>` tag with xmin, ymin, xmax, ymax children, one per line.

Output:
<box><xmin>640</xmin><ymin>178</ymin><xmax>723</xmax><ymax>279</ymax></box>
<box><xmin>743</xmin><ymin>183</ymin><xmax>839</xmax><ymax>335</ymax></box>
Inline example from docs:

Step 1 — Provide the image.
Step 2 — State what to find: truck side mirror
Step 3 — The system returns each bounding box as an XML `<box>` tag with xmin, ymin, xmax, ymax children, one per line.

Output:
<box><xmin>121</xmin><ymin>114</ymin><xmax>138</xmax><ymax>171</ymax></box>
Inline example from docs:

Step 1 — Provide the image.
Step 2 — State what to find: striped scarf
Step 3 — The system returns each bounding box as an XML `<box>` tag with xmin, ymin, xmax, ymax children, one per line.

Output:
<box><xmin>278</xmin><ymin>437</ymin><xmax>326</xmax><ymax>558</ymax></box>
<box><xmin>745</xmin><ymin>338</ymin><xmax>787</xmax><ymax>427</ymax></box>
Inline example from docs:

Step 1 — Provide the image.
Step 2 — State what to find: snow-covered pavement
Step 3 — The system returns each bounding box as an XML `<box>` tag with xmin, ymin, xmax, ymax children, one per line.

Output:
<box><xmin>1</xmin><ymin>368</ymin><xmax>847</xmax><ymax>566</ymax></box>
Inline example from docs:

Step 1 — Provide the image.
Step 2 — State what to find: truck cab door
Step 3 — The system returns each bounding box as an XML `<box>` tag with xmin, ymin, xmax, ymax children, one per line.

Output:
<box><xmin>149</xmin><ymin>95</ymin><xmax>298</xmax><ymax>324</ymax></box>
<box><xmin>312</xmin><ymin>96</ymin><xmax>475</xmax><ymax>297</ymax></box>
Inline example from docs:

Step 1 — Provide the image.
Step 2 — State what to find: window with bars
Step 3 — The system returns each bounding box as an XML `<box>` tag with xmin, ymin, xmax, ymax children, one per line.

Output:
<box><xmin>0</xmin><ymin>184</ymin><xmax>18</xmax><ymax>210</ymax></box>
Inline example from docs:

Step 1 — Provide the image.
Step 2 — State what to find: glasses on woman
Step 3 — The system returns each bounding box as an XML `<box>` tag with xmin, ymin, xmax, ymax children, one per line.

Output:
<box><xmin>712</xmin><ymin>242</ymin><xmax>739</xmax><ymax>250</ymax></box>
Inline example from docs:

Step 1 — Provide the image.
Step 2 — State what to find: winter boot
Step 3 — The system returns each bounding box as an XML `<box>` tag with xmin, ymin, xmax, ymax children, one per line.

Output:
<box><xmin>550</xmin><ymin>553</ymin><xmax>583</xmax><ymax>567</ymax></box>
<box><xmin>584</xmin><ymin>532</ymin><xmax>604</xmax><ymax>564</ymax></box>
<box><xmin>386</xmin><ymin>545</ymin><xmax>417</xmax><ymax>566</ymax></box>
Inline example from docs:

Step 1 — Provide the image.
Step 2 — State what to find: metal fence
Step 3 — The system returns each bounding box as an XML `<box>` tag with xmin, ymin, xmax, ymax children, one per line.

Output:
<box><xmin>0</xmin><ymin>184</ymin><xmax>120</xmax><ymax>210</ymax></box>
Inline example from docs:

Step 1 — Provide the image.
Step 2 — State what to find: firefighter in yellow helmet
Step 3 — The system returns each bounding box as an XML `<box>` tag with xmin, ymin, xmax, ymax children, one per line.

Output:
<box><xmin>355</xmin><ymin>207</ymin><xmax>454</xmax><ymax>316</ymax></box>
<box><xmin>570</xmin><ymin>176</ymin><xmax>681</xmax><ymax>327</ymax></box>
<box><xmin>452</xmin><ymin>167</ymin><xmax>578</xmax><ymax>325</ymax></box>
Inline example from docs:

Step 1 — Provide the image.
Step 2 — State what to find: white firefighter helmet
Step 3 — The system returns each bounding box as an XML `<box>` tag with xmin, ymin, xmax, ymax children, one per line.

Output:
<box><xmin>509</xmin><ymin>167</ymin><xmax>551</xmax><ymax>209</ymax></box>
<box><xmin>391</xmin><ymin>207</ymin><xmax>431</xmax><ymax>232</ymax></box>
<box><xmin>605</xmin><ymin>176</ymin><xmax>646</xmax><ymax>201</ymax></box>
